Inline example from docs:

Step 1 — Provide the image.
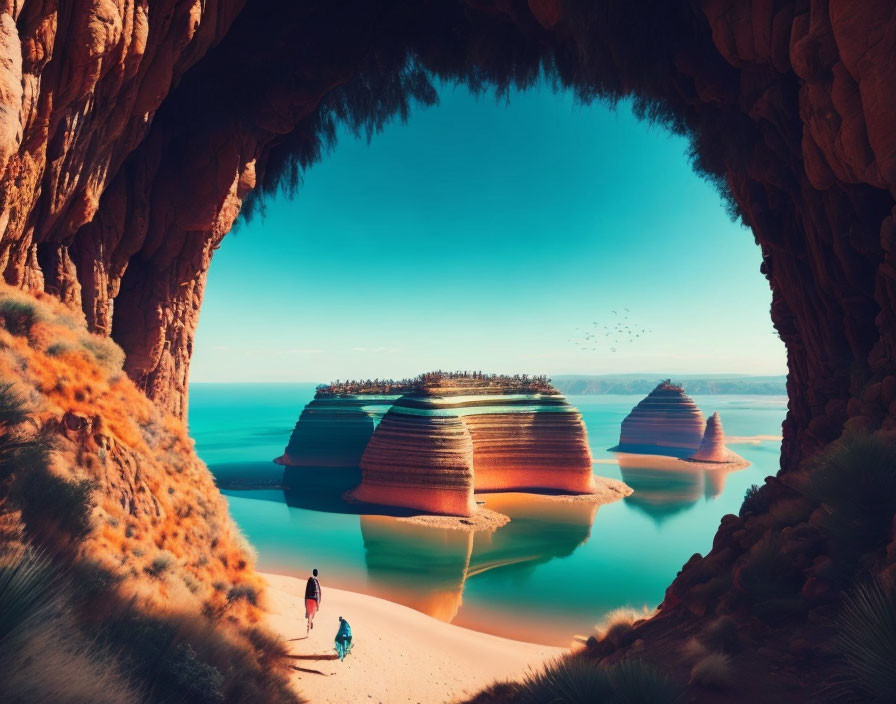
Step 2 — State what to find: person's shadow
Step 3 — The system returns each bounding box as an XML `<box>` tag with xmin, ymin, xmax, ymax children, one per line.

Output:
<box><xmin>287</xmin><ymin>653</ymin><xmax>339</xmax><ymax>662</ymax></box>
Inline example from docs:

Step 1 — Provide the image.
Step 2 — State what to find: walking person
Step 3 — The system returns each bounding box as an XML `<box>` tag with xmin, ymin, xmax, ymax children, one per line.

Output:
<box><xmin>305</xmin><ymin>568</ymin><xmax>321</xmax><ymax>633</ymax></box>
<box><xmin>334</xmin><ymin>616</ymin><xmax>352</xmax><ymax>661</ymax></box>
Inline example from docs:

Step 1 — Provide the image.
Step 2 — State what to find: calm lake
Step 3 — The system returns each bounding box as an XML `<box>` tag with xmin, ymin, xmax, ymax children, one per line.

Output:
<box><xmin>188</xmin><ymin>383</ymin><xmax>786</xmax><ymax>645</ymax></box>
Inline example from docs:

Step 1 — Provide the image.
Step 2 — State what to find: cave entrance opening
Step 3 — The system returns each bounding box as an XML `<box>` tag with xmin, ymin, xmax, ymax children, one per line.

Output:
<box><xmin>186</xmin><ymin>78</ymin><xmax>787</xmax><ymax>643</ymax></box>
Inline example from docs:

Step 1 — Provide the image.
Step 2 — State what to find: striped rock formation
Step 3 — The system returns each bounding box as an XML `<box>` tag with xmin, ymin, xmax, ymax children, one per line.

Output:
<box><xmin>612</xmin><ymin>380</ymin><xmax>705</xmax><ymax>457</ymax></box>
<box><xmin>353</xmin><ymin>385</ymin><xmax>595</xmax><ymax>516</ymax></box>
<box><xmin>276</xmin><ymin>394</ymin><xmax>398</xmax><ymax>492</ymax></box>
<box><xmin>688</xmin><ymin>412</ymin><xmax>747</xmax><ymax>465</ymax></box>
<box><xmin>276</xmin><ymin>394</ymin><xmax>397</xmax><ymax>468</ymax></box>
<box><xmin>353</xmin><ymin>398</ymin><xmax>477</xmax><ymax>515</ymax></box>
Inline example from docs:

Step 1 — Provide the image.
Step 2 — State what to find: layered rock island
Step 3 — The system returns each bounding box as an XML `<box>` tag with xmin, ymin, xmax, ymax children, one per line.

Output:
<box><xmin>274</xmin><ymin>380</ymin><xmax>417</xmax><ymax>491</ymax></box>
<box><xmin>612</xmin><ymin>380</ymin><xmax>747</xmax><ymax>466</ymax></box>
<box><xmin>278</xmin><ymin>372</ymin><xmax>610</xmax><ymax>516</ymax></box>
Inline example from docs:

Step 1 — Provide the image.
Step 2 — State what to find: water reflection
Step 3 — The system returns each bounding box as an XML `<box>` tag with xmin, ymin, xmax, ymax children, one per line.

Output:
<box><xmin>361</xmin><ymin>516</ymin><xmax>473</xmax><ymax>621</ymax></box>
<box><xmin>359</xmin><ymin>492</ymin><xmax>599</xmax><ymax>622</ymax></box>
<box><xmin>616</xmin><ymin>453</ymin><xmax>739</xmax><ymax>524</ymax></box>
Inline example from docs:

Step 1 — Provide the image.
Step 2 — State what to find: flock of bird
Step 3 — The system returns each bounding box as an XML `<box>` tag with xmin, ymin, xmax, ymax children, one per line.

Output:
<box><xmin>569</xmin><ymin>308</ymin><xmax>652</xmax><ymax>353</ymax></box>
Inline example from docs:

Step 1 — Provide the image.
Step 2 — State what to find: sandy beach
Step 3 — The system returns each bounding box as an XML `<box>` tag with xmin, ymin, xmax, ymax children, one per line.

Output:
<box><xmin>262</xmin><ymin>572</ymin><xmax>565</xmax><ymax>704</ymax></box>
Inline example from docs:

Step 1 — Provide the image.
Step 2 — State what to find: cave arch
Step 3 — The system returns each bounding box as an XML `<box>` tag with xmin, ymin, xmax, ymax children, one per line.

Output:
<box><xmin>1</xmin><ymin>1</ymin><xmax>895</xmax><ymax>690</ymax></box>
<box><xmin>7</xmin><ymin>1</ymin><xmax>893</xmax><ymax>479</ymax></box>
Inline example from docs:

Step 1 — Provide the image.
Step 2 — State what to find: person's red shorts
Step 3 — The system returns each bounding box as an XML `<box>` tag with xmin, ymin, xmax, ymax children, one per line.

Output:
<box><xmin>305</xmin><ymin>598</ymin><xmax>319</xmax><ymax>619</ymax></box>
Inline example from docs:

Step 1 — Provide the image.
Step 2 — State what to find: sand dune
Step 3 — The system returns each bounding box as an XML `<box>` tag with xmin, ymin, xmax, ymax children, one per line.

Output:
<box><xmin>262</xmin><ymin>572</ymin><xmax>564</xmax><ymax>704</ymax></box>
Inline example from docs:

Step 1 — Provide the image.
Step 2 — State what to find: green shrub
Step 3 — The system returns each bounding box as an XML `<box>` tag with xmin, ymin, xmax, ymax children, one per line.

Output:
<box><xmin>0</xmin><ymin>297</ymin><xmax>45</xmax><ymax>336</ymax></box>
<box><xmin>47</xmin><ymin>341</ymin><xmax>76</xmax><ymax>357</ymax></box>
<box><xmin>0</xmin><ymin>381</ymin><xmax>29</xmax><ymax>427</ymax></box>
<box><xmin>15</xmin><ymin>465</ymin><xmax>95</xmax><ymax>542</ymax></box>
<box><xmin>0</xmin><ymin>426</ymin><xmax>51</xmax><ymax>484</ymax></box>
<box><xmin>803</xmin><ymin>434</ymin><xmax>896</xmax><ymax>556</ymax></box>
<box><xmin>461</xmin><ymin>681</ymin><xmax>521</xmax><ymax>703</ymax></box>
<box><xmin>735</xmin><ymin>533</ymin><xmax>803</xmax><ymax>602</ymax></box>
<box><xmin>515</xmin><ymin>657</ymin><xmax>679</xmax><ymax>704</ymax></box>
<box><xmin>166</xmin><ymin>643</ymin><xmax>225</xmax><ymax>703</ymax></box>
<box><xmin>95</xmin><ymin>605</ymin><xmax>301</xmax><ymax>704</ymax></box>
<box><xmin>80</xmin><ymin>335</ymin><xmax>125</xmax><ymax>374</ymax></box>
<box><xmin>688</xmin><ymin>652</ymin><xmax>733</xmax><ymax>689</ymax></box>
<box><xmin>0</xmin><ymin>547</ymin><xmax>58</xmax><ymax>642</ymax></box>
<box><xmin>837</xmin><ymin>579</ymin><xmax>896</xmax><ymax>702</ymax></box>
<box><xmin>227</xmin><ymin>583</ymin><xmax>259</xmax><ymax>606</ymax></box>
<box><xmin>701</xmin><ymin>616</ymin><xmax>739</xmax><ymax>654</ymax></box>
<box><xmin>607</xmin><ymin>658</ymin><xmax>680</xmax><ymax>703</ymax></box>
<box><xmin>739</xmin><ymin>484</ymin><xmax>772</xmax><ymax>517</ymax></box>
<box><xmin>516</xmin><ymin>657</ymin><xmax>613</xmax><ymax>703</ymax></box>
<box><xmin>146</xmin><ymin>551</ymin><xmax>175</xmax><ymax>578</ymax></box>
<box><xmin>0</xmin><ymin>548</ymin><xmax>138</xmax><ymax>703</ymax></box>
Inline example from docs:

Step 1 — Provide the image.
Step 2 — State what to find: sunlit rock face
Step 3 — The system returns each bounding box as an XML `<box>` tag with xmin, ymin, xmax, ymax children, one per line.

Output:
<box><xmin>352</xmin><ymin>386</ymin><xmax>595</xmax><ymax>516</ymax></box>
<box><xmin>689</xmin><ymin>411</ymin><xmax>742</xmax><ymax>463</ymax></box>
<box><xmin>354</xmin><ymin>397</ymin><xmax>477</xmax><ymax>516</ymax></box>
<box><xmin>613</xmin><ymin>381</ymin><xmax>706</xmax><ymax>456</ymax></box>
<box><xmin>463</xmin><ymin>399</ymin><xmax>594</xmax><ymax>493</ymax></box>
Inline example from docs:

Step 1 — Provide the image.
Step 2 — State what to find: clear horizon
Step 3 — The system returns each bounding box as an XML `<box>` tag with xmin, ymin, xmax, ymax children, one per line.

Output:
<box><xmin>192</xmin><ymin>79</ymin><xmax>786</xmax><ymax>383</ymax></box>
<box><xmin>189</xmin><ymin>371</ymin><xmax>787</xmax><ymax>385</ymax></box>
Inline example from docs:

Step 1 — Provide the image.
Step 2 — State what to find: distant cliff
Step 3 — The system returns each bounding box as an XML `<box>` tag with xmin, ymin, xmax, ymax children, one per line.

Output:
<box><xmin>552</xmin><ymin>374</ymin><xmax>787</xmax><ymax>395</ymax></box>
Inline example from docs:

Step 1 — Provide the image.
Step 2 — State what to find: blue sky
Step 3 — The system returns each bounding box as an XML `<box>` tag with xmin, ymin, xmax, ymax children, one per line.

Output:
<box><xmin>191</xmin><ymin>80</ymin><xmax>785</xmax><ymax>383</ymax></box>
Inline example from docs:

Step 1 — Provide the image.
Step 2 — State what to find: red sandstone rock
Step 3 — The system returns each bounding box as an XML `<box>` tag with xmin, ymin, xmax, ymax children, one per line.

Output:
<box><xmin>354</xmin><ymin>408</ymin><xmax>477</xmax><ymax>516</ymax></box>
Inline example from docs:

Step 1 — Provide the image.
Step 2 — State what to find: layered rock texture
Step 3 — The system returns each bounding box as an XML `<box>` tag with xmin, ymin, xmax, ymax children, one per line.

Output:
<box><xmin>1</xmin><ymin>0</ymin><xmax>894</xmax><ymax>475</ymax></box>
<box><xmin>355</xmin><ymin>400</ymin><xmax>477</xmax><ymax>516</ymax></box>
<box><xmin>688</xmin><ymin>411</ymin><xmax>743</xmax><ymax>464</ymax></box>
<box><xmin>276</xmin><ymin>394</ymin><xmax>397</xmax><ymax>491</ymax></box>
<box><xmin>613</xmin><ymin>381</ymin><xmax>707</xmax><ymax>456</ymax></box>
<box><xmin>352</xmin><ymin>379</ymin><xmax>595</xmax><ymax>516</ymax></box>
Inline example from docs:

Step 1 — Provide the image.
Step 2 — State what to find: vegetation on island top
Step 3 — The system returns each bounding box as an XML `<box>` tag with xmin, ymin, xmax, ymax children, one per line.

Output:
<box><xmin>316</xmin><ymin>370</ymin><xmax>555</xmax><ymax>397</ymax></box>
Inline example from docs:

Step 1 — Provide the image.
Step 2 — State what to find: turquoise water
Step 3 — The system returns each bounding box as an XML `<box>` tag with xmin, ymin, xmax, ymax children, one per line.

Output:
<box><xmin>188</xmin><ymin>383</ymin><xmax>786</xmax><ymax>645</ymax></box>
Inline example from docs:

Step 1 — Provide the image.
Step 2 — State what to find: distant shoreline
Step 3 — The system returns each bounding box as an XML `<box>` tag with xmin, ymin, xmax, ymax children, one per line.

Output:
<box><xmin>190</xmin><ymin>375</ymin><xmax>788</xmax><ymax>395</ymax></box>
<box><xmin>551</xmin><ymin>374</ymin><xmax>787</xmax><ymax>396</ymax></box>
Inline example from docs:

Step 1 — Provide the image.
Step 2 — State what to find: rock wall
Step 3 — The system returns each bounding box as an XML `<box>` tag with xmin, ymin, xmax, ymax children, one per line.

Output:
<box><xmin>0</xmin><ymin>285</ymin><xmax>270</xmax><ymax>661</ymax></box>
<box><xmin>2</xmin><ymin>4</ymin><xmax>894</xmax><ymax>691</ymax></box>
<box><xmin>613</xmin><ymin>381</ymin><xmax>706</xmax><ymax>456</ymax></box>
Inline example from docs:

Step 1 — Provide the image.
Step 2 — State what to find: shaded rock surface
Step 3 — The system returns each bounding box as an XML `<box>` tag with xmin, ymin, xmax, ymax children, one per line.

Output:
<box><xmin>689</xmin><ymin>411</ymin><xmax>744</xmax><ymax>464</ymax></box>
<box><xmin>276</xmin><ymin>395</ymin><xmax>396</xmax><ymax>468</ymax></box>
